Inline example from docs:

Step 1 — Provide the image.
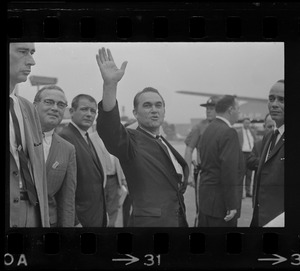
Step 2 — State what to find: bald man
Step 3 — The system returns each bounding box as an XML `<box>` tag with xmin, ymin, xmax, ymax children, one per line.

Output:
<box><xmin>251</xmin><ymin>80</ymin><xmax>284</xmax><ymax>227</ymax></box>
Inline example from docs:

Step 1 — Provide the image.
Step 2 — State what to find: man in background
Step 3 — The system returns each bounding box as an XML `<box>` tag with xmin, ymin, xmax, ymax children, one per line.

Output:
<box><xmin>237</xmin><ymin>118</ymin><xmax>256</xmax><ymax>197</ymax></box>
<box><xmin>34</xmin><ymin>85</ymin><xmax>77</xmax><ymax>227</ymax></box>
<box><xmin>59</xmin><ymin>94</ymin><xmax>107</xmax><ymax>227</ymax></box>
<box><xmin>9</xmin><ymin>42</ymin><xmax>49</xmax><ymax>227</ymax></box>
<box><xmin>251</xmin><ymin>80</ymin><xmax>285</xmax><ymax>227</ymax></box>
<box><xmin>104</xmin><ymin>153</ymin><xmax>127</xmax><ymax>227</ymax></box>
<box><xmin>184</xmin><ymin>95</ymin><xmax>220</xmax><ymax>225</ymax></box>
<box><xmin>197</xmin><ymin>95</ymin><xmax>244</xmax><ymax>227</ymax></box>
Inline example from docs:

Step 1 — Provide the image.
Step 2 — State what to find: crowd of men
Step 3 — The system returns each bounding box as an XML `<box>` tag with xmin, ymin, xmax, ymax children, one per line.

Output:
<box><xmin>9</xmin><ymin>43</ymin><xmax>284</xmax><ymax>228</ymax></box>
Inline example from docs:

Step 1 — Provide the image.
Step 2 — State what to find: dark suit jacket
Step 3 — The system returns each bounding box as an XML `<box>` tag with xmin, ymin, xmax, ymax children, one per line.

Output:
<box><xmin>59</xmin><ymin>123</ymin><xmax>106</xmax><ymax>227</ymax></box>
<box><xmin>46</xmin><ymin>133</ymin><xmax>77</xmax><ymax>227</ymax></box>
<box><xmin>251</xmin><ymin>130</ymin><xmax>284</xmax><ymax>227</ymax></box>
<box><xmin>97</xmin><ymin>102</ymin><xmax>189</xmax><ymax>227</ymax></box>
<box><xmin>9</xmin><ymin>96</ymin><xmax>50</xmax><ymax>227</ymax></box>
<box><xmin>198</xmin><ymin>118</ymin><xmax>244</xmax><ymax>219</ymax></box>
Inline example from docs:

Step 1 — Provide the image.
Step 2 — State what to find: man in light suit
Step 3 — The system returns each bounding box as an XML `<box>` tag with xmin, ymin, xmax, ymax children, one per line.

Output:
<box><xmin>237</xmin><ymin>118</ymin><xmax>257</xmax><ymax>197</ymax></box>
<box><xmin>96</xmin><ymin>47</ymin><xmax>189</xmax><ymax>227</ymax></box>
<box><xmin>59</xmin><ymin>94</ymin><xmax>107</xmax><ymax>227</ymax></box>
<box><xmin>9</xmin><ymin>42</ymin><xmax>49</xmax><ymax>227</ymax></box>
<box><xmin>197</xmin><ymin>95</ymin><xmax>244</xmax><ymax>227</ymax></box>
<box><xmin>88</xmin><ymin>132</ymin><xmax>126</xmax><ymax>227</ymax></box>
<box><xmin>33</xmin><ymin>85</ymin><xmax>77</xmax><ymax>227</ymax></box>
<box><xmin>251</xmin><ymin>80</ymin><xmax>285</xmax><ymax>227</ymax></box>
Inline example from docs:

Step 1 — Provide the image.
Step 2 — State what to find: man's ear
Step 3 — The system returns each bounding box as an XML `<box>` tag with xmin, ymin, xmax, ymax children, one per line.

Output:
<box><xmin>132</xmin><ymin>109</ymin><xmax>137</xmax><ymax>119</ymax></box>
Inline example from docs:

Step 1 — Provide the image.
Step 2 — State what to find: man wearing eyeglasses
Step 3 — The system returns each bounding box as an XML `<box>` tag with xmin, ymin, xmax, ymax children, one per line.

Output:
<box><xmin>9</xmin><ymin>42</ymin><xmax>49</xmax><ymax>228</ymax></box>
<box><xmin>33</xmin><ymin>85</ymin><xmax>77</xmax><ymax>227</ymax></box>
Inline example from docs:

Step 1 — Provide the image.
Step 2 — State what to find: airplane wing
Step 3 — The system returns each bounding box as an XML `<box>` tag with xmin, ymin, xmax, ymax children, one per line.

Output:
<box><xmin>176</xmin><ymin>90</ymin><xmax>268</xmax><ymax>103</ymax></box>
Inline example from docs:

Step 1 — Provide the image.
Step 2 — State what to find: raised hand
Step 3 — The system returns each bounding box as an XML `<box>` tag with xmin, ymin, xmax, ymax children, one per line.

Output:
<box><xmin>96</xmin><ymin>47</ymin><xmax>128</xmax><ymax>85</ymax></box>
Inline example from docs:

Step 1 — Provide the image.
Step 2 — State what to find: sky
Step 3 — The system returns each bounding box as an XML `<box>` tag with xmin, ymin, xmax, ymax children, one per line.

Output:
<box><xmin>17</xmin><ymin>42</ymin><xmax>284</xmax><ymax>124</ymax></box>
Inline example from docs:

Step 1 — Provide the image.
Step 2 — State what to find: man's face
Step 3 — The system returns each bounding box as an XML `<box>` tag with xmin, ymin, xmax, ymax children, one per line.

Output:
<box><xmin>70</xmin><ymin>98</ymin><xmax>97</xmax><ymax>131</ymax></box>
<box><xmin>206</xmin><ymin>106</ymin><xmax>216</xmax><ymax>121</ymax></box>
<box><xmin>243</xmin><ymin>119</ymin><xmax>251</xmax><ymax>129</ymax></box>
<box><xmin>268</xmin><ymin>82</ymin><xmax>284</xmax><ymax>127</ymax></box>
<box><xmin>264</xmin><ymin>115</ymin><xmax>276</xmax><ymax>132</ymax></box>
<box><xmin>133</xmin><ymin>92</ymin><xmax>165</xmax><ymax>134</ymax></box>
<box><xmin>9</xmin><ymin>43</ymin><xmax>36</xmax><ymax>87</ymax></box>
<box><xmin>35</xmin><ymin>89</ymin><xmax>67</xmax><ymax>132</ymax></box>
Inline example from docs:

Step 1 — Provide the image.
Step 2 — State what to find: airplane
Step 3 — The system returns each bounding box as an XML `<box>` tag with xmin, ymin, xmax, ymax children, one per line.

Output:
<box><xmin>176</xmin><ymin>90</ymin><xmax>269</xmax><ymax>123</ymax></box>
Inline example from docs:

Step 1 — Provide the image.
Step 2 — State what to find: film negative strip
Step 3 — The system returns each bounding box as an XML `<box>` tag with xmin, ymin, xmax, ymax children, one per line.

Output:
<box><xmin>6</xmin><ymin>2</ymin><xmax>300</xmax><ymax>270</ymax></box>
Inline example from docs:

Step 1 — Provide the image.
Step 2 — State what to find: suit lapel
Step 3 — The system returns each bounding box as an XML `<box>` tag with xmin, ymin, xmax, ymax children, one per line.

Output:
<box><xmin>266</xmin><ymin>132</ymin><xmax>284</xmax><ymax>161</ymax></box>
<box><xmin>46</xmin><ymin>133</ymin><xmax>59</xmax><ymax>171</ymax></box>
<box><xmin>136</xmin><ymin>127</ymin><xmax>188</xmax><ymax>189</ymax></box>
<box><xmin>137</xmin><ymin>127</ymin><xmax>172</xmax><ymax>160</ymax></box>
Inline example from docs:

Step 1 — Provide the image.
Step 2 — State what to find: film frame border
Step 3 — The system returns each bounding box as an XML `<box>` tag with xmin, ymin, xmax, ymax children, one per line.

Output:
<box><xmin>6</xmin><ymin>1</ymin><xmax>300</xmax><ymax>270</ymax></box>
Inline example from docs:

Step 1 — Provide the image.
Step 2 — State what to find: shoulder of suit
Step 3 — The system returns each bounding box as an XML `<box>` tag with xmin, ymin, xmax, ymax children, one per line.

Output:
<box><xmin>17</xmin><ymin>95</ymin><xmax>36</xmax><ymax>112</ymax></box>
<box><xmin>54</xmin><ymin>133</ymin><xmax>76</xmax><ymax>151</ymax></box>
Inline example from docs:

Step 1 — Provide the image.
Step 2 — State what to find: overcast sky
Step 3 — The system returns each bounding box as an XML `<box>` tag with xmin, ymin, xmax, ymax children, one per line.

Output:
<box><xmin>17</xmin><ymin>42</ymin><xmax>284</xmax><ymax>124</ymax></box>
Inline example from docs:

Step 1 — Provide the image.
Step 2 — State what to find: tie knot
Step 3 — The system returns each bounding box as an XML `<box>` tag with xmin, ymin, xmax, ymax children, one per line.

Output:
<box><xmin>273</xmin><ymin>129</ymin><xmax>279</xmax><ymax>137</ymax></box>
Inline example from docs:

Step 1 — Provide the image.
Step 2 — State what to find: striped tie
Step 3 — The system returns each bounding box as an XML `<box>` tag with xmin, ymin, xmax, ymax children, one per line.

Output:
<box><xmin>267</xmin><ymin>129</ymin><xmax>279</xmax><ymax>160</ymax></box>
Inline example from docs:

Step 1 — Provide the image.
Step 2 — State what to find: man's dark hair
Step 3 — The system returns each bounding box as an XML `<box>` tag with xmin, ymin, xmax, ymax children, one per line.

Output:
<box><xmin>133</xmin><ymin>87</ymin><xmax>165</xmax><ymax>109</ymax></box>
<box><xmin>215</xmin><ymin>95</ymin><xmax>237</xmax><ymax>114</ymax></box>
<box><xmin>34</xmin><ymin>85</ymin><xmax>65</xmax><ymax>103</ymax></box>
<box><xmin>71</xmin><ymin>94</ymin><xmax>97</xmax><ymax>110</ymax></box>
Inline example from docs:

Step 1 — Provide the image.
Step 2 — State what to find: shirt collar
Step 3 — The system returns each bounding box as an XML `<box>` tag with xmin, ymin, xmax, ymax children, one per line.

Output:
<box><xmin>9</xmin><ymin>91</ymin><xmax>18</xmax><ymax>103</ymax></box>
<box><xmin>138</xmin><ymin>125</ymin><xmax>158</xmax><ymax>138</ymax></box>
<box><xmin>276</xmin><ymin>124</ymin><xmax>284</xmax><ymax>136</ymax></box>
<box><xmin>43</xmin><ymin>129</ymin><xmax>55</xmax><ymax>138</ymax></box>
<box><xmin>71</xmin><ymin>120</ymin><xmax>89</xmax><ymax>139</ymax></box>
<box><xmin>216</xmin><ymin>116</ymin><xmax>232</xmax><ymax>128</ymax></box>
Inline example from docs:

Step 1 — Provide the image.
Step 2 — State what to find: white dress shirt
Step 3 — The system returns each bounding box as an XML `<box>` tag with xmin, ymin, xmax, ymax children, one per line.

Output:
<box><xmin>138</xmin><ymin>126</ymin><xmax>183</xmax><ymax>178</ymax></box>
<box><xmin>242</xmin><ymin>127</ymin><xmax>254</xmax><ymax>152</ymax></box>
<box><xmin>42</xmin><ymin>129</ymin><xmax>54</xmax><ymax>162</ymax></box>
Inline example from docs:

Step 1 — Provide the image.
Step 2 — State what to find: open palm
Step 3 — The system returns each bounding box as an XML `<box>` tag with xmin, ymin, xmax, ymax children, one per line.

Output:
<box><xmin>96</xmin><ymin>47</ymin><xmax>127</xmax><ymax>84</ymax></box>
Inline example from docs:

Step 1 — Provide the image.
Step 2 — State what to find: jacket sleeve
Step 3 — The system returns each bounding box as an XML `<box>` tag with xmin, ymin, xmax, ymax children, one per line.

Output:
<box><xmin>96</xmin><ymin>101</ymin><xmax>136</xmax><ymax>162</ymax></box>
<box><xmin>246</xmin><ymin>142</ymin><xmax>260</xmax><ymax>170</ymax></box>
<box><xmin>219</xmin><ymin>128</ymin><xmax>243</xmax><ymax>211</ymax></box>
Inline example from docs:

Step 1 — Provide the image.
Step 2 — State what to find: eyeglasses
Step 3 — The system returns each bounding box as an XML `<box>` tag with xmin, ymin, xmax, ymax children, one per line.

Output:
<box><xmin>42</xmin><ymin>99</ymin><xmax>68</xmax><ymax>109</ymax></box>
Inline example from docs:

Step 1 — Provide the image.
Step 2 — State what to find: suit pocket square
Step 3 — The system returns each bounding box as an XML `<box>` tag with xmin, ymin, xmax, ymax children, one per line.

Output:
<box><xmin>52</xmin><ymin>161</ymin><xmax>60</xmax><ymax>169</ymax></box>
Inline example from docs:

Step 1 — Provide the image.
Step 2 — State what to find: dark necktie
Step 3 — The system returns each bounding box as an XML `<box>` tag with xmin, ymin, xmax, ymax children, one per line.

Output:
<box><xmin>267</xmin><ymin>129</ymin><xmax>280</xmax><ymax>160</ymax></box>
<box><xmin>156</xmin><ymin>135</ymin><xmax>183</xmax><ymax>184</ymax></box>
<box><xmin>10</xmin><ymin>98</ymin><xmax>38</xmax><ymax>205</ymax></box>
<box><xmin>156</xmin><ymin>135</ymin><xmax>172</xmax><ymax>160</ymax></box>
<box><xmin>85</xmin><ymin>132</ymin><xmax>101</xmax><ymax>168</ymax></box>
